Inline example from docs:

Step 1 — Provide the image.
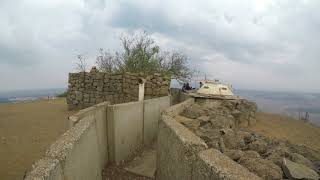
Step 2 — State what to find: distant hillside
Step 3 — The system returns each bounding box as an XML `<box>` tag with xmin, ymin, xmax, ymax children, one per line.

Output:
<box><xmin>0</xmin><ymin>97</ymin><xmax>10</xmax><ymax>103</ymax></box>
<box><xmin>0</xmin><ymin>88</ymin><xmax>66</xmax><ymax>103</ymax></box>
<box><xmin>235</xmin><ymin>89</ymin><xmax>320</xmax><ymax>126</ymax></box>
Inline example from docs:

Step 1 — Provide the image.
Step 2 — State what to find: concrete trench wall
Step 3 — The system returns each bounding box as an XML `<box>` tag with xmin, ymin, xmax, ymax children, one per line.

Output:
<box><xmin>107</xmin><ymin>101</ymin><xmax>144</xmax><ymax>164</ymax></box>
<box><xmin>143</xmin><ymin>96</ymin><xmax>171</xmax><ymax>145</ymax></box>
<box><xmin>170</xmin><ymin>88</ymin><xmax>191</xmax><ymax>105</ymax></box>
<box><xmin>157</xmin><ymin>98</ymin><xmax>262</xmax><ymax>180</ymax></box>
<box><xmin>26</xmin><ymin>96</ymin><xmax>170</xmax><ymax>180</ymax></box>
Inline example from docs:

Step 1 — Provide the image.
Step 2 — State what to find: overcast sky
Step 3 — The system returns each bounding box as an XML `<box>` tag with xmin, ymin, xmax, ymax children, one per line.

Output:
<box><xmin>0</xmin><ymin>0</ymin><xmax>319</xmax><ymax>93</ymax></box>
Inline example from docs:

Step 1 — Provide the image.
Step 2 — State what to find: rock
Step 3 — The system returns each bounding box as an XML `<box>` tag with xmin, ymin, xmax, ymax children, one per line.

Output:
<box><xmin>288</xmin><ymin>144</ymin><xmax>320</xmax><ymax>162</ymax></box>
<box><xmin>239</xmin><ymin>156</ymin><xmax>283</xmax><ymax>179</ymax></box>
<box><xmin>266</xmin><ymin>145</ymin><xmax>290</xmax><ymax>167</ymax></box>
<box><xmin>314</xmin><ymin>161</ymin><xmax>320</xmax><ymax>173</ymax></box>
<box><xmin>220</xmin><ymin>129</ymin><xmax>245</xmax><ymax>149</ymax></box>
<box><xmin>197</xmin><ymin>116</ymin><xmax>210</xmax><ymax>122</ymax></box>
<box><xmin>243</xmin><ymin>150</ymin><xmax>261</xmax><ymax>159</ymax></box>
<box><xmin>289</xmin><ymin>153</ymin><xmax>316</xmax><ymax>170</ymax></box>
<box><xmin>181</xmin><ymin>104</ymin><xmax>205</xmax><ymax>119</ymax></box>
<box><xmin>247</xmin><ymin>139</ymin><xmax>268</xmax><ymax>154</ymax></box>
<box><xmin>237</xmin><ymin>131</ymin><xmax>252</xmax><ymax>141</ymax></box>
<box><xmin>231</xmin><ymin>110</ymin><xmax>242</xmax><ymax>119</ymax></box>
<box><xmin>218</xmin><ymin>137</ymin><xmax>226</xmax><ymax>153</ymax></box>
<box><xmin>210</xmin><ymin>115</ymin><xmax>235</xmax><ymax>129</ymax></box>
<box><xmin>282</xmin><ymin>158</ymin><xmax>319</xmax><ymax>180</ymax></box>
<box><xmin>224</xmin><ymin>149</ymin><xmax>244</xmax><ymax>161</ymax></box>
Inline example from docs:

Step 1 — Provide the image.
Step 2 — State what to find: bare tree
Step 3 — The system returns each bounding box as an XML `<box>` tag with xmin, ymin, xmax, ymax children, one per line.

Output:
<box><xmin>96</xmin><ymin>48</ymin><xmax>119</xmax><ymax>73</ymax></box>
<box><xmin>76</xmin><ymin>54</ymin><xmax>88</xmax><ymax>72</ymax></box>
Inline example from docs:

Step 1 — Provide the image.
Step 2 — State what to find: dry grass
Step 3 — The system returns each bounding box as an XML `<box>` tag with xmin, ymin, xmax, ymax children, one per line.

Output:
<box><xmin>248</xmin><ymin>112</ymin><xmax>320</xmax><ymax>151</ymax></box>
<box><xmin>0</xmin><ymin>98</ymin><xmax>75</xmax><ymax>180</ymax></box>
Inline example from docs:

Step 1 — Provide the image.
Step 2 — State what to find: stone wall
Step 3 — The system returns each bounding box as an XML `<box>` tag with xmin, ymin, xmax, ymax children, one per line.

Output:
<box><xmin>67</xmin><ymin>71</ymin><xmax>170</xmax><ymax>109</ymax></box>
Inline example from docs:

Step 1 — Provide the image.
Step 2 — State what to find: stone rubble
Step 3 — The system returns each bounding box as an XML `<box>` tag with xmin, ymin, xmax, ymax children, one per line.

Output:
<box><xmin>180</xmin><ymin>99</ymin><xmax>320</xmax><ymax>180</ymax></box>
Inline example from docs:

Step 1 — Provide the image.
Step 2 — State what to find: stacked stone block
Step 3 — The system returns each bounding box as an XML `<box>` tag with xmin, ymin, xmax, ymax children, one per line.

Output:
<box><xmin>144</xmin><ymin>74</ymin><xmax>170</xmax><ymax>100</ymax></box>
<box><xmin>67</xmin><ymin>71</ymin><xmax>170</xmax><ymax>109</ymax></box>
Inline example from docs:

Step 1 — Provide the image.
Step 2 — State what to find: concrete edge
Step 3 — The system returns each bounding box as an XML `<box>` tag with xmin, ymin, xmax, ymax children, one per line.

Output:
<box><xmin>46</xmin><ymin>116</ymin><xmax>95</xmax><ymax>162</ymax></box>
<box><xmin>163</xmin><ymin>98</ymin><xmax>194</xmax><ymax>117</ymax></box>
<box><xmin>106</xmin><ymin>105</ymin><xmax>115</xmax><ymax>162</ymax></box>
<box><xmin>68</xmin><ymin>101</ymin><xmax>109</xmax><ymax>127</ymax></box>
<box><xmin>25</xmin><ymin>158</ymin><xmax>63</xmax><ymax>180</ymax></box>
<box><xmin>144</xmin><ymin>95</ymin><xmax>171</xmax><ymax>104</ymax></box>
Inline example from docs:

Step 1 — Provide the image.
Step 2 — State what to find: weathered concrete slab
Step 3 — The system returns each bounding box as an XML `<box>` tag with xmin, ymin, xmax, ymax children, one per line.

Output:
<box><xmin>107</xmin><ymin>101</ymin><xmax>144</xmax><ymax>164</ymax></box>
<box><xmin>143</xmin><ymin>96</ymin><xmax>170</xmax><ymax>145</ymax></box>
<box><xmin>157</xmin><ymin>113</ymin><xmax>208</xmax><ymax>180</ymax></box>
<box><xmin>124</xmin><ymin>148</ymin><xmax>156</xmax><ymax>179</ymax></box>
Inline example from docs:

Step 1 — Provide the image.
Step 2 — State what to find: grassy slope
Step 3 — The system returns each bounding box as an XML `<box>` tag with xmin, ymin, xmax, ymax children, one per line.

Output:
<box><xmin>248</xmin><ymin>112</ymin><xmax>320</xmax><ymax>151</ymax></box>
<box><xmin>0</xmin><ymin>98</ymin><xmax>75</xmax><ymax>180</ymax></box>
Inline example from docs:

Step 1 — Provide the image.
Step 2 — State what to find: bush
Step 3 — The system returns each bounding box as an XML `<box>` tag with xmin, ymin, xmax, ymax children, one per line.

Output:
<box><xmin>56</xmin><ymin>91</ymin><xmax>68</xmax><ymax>98</ymax></box>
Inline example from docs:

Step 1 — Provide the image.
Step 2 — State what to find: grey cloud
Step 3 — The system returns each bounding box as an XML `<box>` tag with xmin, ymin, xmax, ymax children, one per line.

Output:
<box><xmin>0</xmin><ymin>0</ymin><xmax>320</xmax><ymax>92</ymax></box>
<box><xmin>109</xmin><ymin>1</ymin><xmax>288</xmax><ymax>65</ymax></box>
<box><xmin>110</xmin><ymin>1</ymin><xmax>320</xmax><ymax>74</ymax></box>
<box><xmin>0</xmin><ymin>44</ymin><xmax>40</xmax><ymax>66</ymax></box>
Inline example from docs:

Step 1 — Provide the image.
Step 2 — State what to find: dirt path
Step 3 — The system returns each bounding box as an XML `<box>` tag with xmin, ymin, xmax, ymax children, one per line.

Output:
<box><xmin>248</xmin><ymin>112</ymin><xmax>320</xmax><ymax>151</ymax></box>
<box><xmin>0</xmin><ymin>98</ymin><xmax>75</xmax><ymax>180</ymax></box>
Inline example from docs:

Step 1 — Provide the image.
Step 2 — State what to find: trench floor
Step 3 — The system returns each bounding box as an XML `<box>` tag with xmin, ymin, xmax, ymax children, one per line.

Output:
<box><xmin>104</xmin><ymin>144</ymin><xmax>157</xmax><ymax>180</ymax></box>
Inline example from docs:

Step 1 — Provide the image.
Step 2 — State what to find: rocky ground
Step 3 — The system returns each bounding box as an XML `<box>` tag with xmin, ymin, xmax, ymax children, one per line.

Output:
<box><xmin>179</xmin><ymin>99</ymin><xmax>320</xmax><ymax>180</ymax></box>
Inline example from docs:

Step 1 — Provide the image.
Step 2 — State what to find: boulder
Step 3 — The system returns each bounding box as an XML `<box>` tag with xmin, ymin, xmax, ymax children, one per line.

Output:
<box><xmin>282</xmin><ymin>158</ymin><xmax>319</xmax><ymax>180</ymax></box>
<box><xmin>220</xmin><ymin>129</ymin><xmax>245</xmax><ymax>149</ymax></box>
<box><xmin>239</xmin><ymin>156</ymin><xmax>283</xmax><ymax>179</ymax></box>
<box><xmin>210</xmin><ymin>115</ymin><xmax>235</xmax><ymax>129</ymax></box>
<box><xmin>289</xmin><ymin>153</ymin><xmax>316</xmax><ymax>170</ymax></box>
<box><xmin>243</xmin><ymin>150</ymin><xmax>261</xmax><ymax>159</ymax></box>
<box><xmin>288</xmin><ymin>144</ymin><xmax>320</xmax><ymax>162</ymax></box>
<box><xmin>247</xmin><ymin>139</ymin><xmax>268</xmax><ymax>154</ymax></box>
<box><xmin>266</xmin><ymin>145</ymin><xmax>290</xmax><ymax>167</ymax></box>
<box><xmin>237</xmin><ymin>131</ymin><xmax>252</xmax><ymax>142</ymax></box>
<box><xmin>181</xmin><ymin>104</ymin><xmax>205</xmax><ymax>119</ymax></box>
<box><xmin>197</xmin><ymin>115</ymin><xmax>210</xmax><ymax>122</ymax></box>
<box><xmin>224</xmin><ymin>149</ymin><xmax>245</xmax><ymax>161</ymax></box>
